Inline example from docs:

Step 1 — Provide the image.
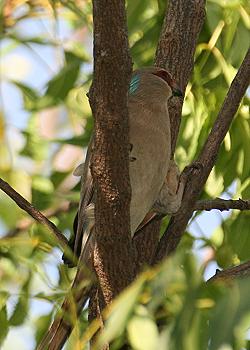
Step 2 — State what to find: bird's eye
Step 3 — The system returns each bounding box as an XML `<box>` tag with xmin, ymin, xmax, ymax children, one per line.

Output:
<box><xmin>153</xmin><ymin>70</ymin><xmax>173</xmax><ymax>86</ymax></box>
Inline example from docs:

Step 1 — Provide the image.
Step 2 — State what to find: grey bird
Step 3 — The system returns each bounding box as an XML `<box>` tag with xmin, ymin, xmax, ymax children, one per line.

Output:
<box><xmin>71</xmin><ymin>66</ymin><xmax>184</xmax><ymax>265</ymax></box>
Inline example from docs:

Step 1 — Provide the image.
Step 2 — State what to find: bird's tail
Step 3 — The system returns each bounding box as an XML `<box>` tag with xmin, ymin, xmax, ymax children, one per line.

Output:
<box><xmin>37</xmin><ymin>208</ymin><xmax>95</xmax><ymax>350</ymax></box>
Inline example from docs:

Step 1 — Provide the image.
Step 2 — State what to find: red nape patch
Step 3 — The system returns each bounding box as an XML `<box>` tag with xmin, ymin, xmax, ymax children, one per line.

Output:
<box><xmin>153</xmin><ymin>70</ymin><xmax>173</xmax><ymax>87</ymax></box>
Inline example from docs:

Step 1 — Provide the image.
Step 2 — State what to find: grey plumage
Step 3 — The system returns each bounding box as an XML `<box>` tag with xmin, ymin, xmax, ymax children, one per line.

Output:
<box><xmin>73</xmin><ymin>67</ymin><xmax>182</xmax><ymax>266</ymax></box>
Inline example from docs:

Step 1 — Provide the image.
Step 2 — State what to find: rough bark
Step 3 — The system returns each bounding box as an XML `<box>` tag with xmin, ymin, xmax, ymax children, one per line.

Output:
<box><xmin>155</xmin><ymin>0</ymin><xmax>206</xmax><ymax>152</ymax></box>
<box><xmin>89</xmin><ymin>0</ymin><xmax>134</xmax><ymax>305</ymax></box>
<box><xmin>133</xmin><ymin>217</ymin><xmax>162</xmax><ymax>268</ymax></box>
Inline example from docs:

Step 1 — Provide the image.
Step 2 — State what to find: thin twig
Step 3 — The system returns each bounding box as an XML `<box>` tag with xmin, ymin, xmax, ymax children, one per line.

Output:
<box><xmin>208</xmin><ymin>260</ymin><xmax>250</xmax><ymax>282</ymax></box>
<box><xmin>2</xmin><ymin>201</ymin><xmax>78</xmax><ymax>239</ymax></box>
<box><xmin>195</xmin><ymin>198</ymin><xmax>250</xmax><ymax>212</ymax></box>
<box><xmin>0</xmin><ymin>178</ymin><xmax>68</xmax><ymax>248</ymax></box>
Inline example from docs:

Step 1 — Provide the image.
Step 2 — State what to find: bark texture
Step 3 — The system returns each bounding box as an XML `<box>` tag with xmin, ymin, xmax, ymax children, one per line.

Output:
<box><xmin>155</xmin><ymin>0</ymin><xmax>206</xmax><ymax>152</ymax></box>
<box><xmin>208</xmin><ymin>260</ymin><xmax>250</xmax><ymax>282</ymax></box>
<box><xmin>133</xmin><ymin>217</ymin><xmax>162</xmax><ymax>267</ymax></box>
<box><xmin>89</xmin><ymin>0</ymin><xmax>134</xmax><ymax>305</ymax></box>
<box><xmin>195</xmin><ymin>198</ymin><xmax>250</xmax><ymax>212</ymax></box>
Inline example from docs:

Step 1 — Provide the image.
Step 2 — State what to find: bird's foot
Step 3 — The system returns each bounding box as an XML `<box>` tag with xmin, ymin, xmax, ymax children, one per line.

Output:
<box><xmin>181</xmin><ymin>161</ymin><xmax>203</xmax><ymax>184</ymax></box>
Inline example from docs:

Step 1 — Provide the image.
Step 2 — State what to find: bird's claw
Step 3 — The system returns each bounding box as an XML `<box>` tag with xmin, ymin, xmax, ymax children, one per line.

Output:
<box><xmin>183</xmin><ymin>161</ymin><xmax>203</xmax><ymax>177</ymax></box>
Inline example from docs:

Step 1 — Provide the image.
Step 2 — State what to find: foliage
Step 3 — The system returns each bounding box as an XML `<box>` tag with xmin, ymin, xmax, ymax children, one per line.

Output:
<box><xmin>93</xmin><ymin>251</ymin><xmax>250</xmax><ymax>350</ymax></box>
<box><xmin>0</xmin><ymin>0</ymin><xmax>249</xmax><ymax>349</ymax></box>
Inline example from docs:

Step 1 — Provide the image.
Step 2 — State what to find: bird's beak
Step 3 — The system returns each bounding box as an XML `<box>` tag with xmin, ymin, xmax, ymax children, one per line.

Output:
<box><xmin>172</xmin><ymin>87</ymin><xmax>183</xmax><ymax>97</ymax></box>
<box><xmin>171</xmin><ymin>82</ymin><xmax>183</xmax><ymax>97</ymax></box>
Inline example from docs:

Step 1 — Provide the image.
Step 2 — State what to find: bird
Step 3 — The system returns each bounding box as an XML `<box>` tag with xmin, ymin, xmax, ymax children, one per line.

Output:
<box><xmin>38</xmin><ymin>67</ymin><xmax>184</xmax><ymax>350</ymax></box>
<box><xmin>68</xmin><ymin>66</ymin><xmax>184</xmax><ymax>266</ymax></box>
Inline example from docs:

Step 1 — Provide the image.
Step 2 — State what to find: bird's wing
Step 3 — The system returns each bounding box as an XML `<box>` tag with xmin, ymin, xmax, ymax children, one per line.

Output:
<box><xmin>134</xmin><ymin>211</ymin><xmax>158</xmax><ymax>233</ymax></box>
<box><xmin>73</xmin><ymin>135</ymin><xmax>95</xmax><ymax>257</ymax></box>
<box><xmin>62</xmin><ymin>135</ymin><xmax>95</xmax><ymax>265</ymax></box>
<box><xmin>38</xmin><ymin>135</ymin><xmax>96</xmax><ymax>349</ymax></box>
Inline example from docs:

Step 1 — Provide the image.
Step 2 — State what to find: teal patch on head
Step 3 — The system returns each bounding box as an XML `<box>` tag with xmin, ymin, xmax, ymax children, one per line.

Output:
<box><xmin>129</xmin><ymin>74</ymin><xmax>140</xmax><ymax>95</ymax></box>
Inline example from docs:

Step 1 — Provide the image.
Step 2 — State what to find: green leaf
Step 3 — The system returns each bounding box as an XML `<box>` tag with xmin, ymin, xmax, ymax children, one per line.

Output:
<box><xmin>30</xmin><ymin>223</ymin><xmax>58</xmax><ymax>247</ymax></box>
<box><xmin>226</xmin><ymin>212</ymin><xmax>250</xmax><ymax>261</ymax></box>
<box><xmin>128</xmin><ymin>313</ymin><xmax>159</xmax><ymax>350</ymax></box>
<box><xmin>59</xmin><ymin>0</ymin><xmax>87</xmax><ymax>21</ymax></box>
<box><xmin>95</xmin><ymin>277</ymin><xmax>145</xmax><ymax>349</ymax></box>
<box><xmin>127</xmin><ymin>0</ymin><xmax>149</xmax><ymax>32</ymax></box>
<box><xmin>32</xmin><ymin>176</ymin><xmax>54</xmax><ymax>210</ymax></box>
<box><xmin>12</xmin><ymin>82</ymin><xmax>40</xmax><ymax>111</ymax></box>
<box><xmin>32</xmin><ymin>176</ymin><xmax>54</xmax><ymax>194</ymax></box>
<box><xmin>0</xmin><ymin>305</ymin><xmax>9</xmax><ymax>345</ymax></box>
<box><xmin>50</xmin><ymin>171</ymin><xmax>70</xmax><ymax>188</ymax></box>
<box><xmin>215</xmin><ymin>244</ymin><xmax>235</xmax><ymax>269</ymax></box>
<box><xmin>44</xmin><ymin>51</ymin><xmax>82</xmax><ymax>103</ymax></box>
<box><xmin>0</xmin><ymin>292</ymin><xmax>9</xmax><ymax>345</ymax></box>
<box><xmin>13</xmin><ymin>51</ymin><xmax>84</xmax><ymax>111</ymax></box>
<box><xmin>34</xmin><ymin>313</ymin><xmax>53</xmax><ymax>345</ymax></box>
<box><xmin>209</xmin><ymin>278</ymin><xmax>250</xmax><ymax>350</ymax></box>
<box><xmin>20</xmin><ymin>114</ymin><xmax>49</xmax><ymax>161</ymax></box>
<box><xmin>9</xmin><ymin>273</ymin><xmax>31</xmax><ymax>326</ymax></box>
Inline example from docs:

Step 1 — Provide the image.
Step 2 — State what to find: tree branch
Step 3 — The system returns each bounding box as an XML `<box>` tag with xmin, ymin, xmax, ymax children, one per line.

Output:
<box><xmin>89</xmin><ymin>0</ymin><xmax>134</xmax><ymax>304</ymax></box>
<box><xmin>0</xmin><ymin>178</ymin><xmax>68</xmax><ymax>248</ymax></box>
<box><xmin>155</xmin><ymin>0</ymin><xmax>206</xmax><ymax>152</ymax></box>
<box><xmin>39</xmin><ymin>10</ymin><xmax>134</xmax><ymax>336</ymax></box>
<box><xmin>155</xmin><ymin>48</ymin><xmax>250</xmax><ymax>262</ymax></box>
<box><xmin>208</xmin><ymin>260</ymin><xmax>250</xmax><ymax>282</ymax></box>
<box><xmin>195</xmin><ymin>198</ymin><xmax>250</xmax><ymax>212</ymax></box>
<box><xmin>134</xmin><ymin>0</ymin><xmax>206</xmax><ymax>268</ymax></box>
<box><xmin>1</xmin><ymin>201</ymin><xmax>77</xmax><ymax>239</ymax></box>
<box><xmin>133</xmin><ymin>217</ymin><xmax>162</xmax><ymax>268</ymax></box>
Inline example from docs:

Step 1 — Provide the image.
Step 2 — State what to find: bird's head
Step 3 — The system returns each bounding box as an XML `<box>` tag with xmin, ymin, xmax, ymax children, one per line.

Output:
<box><xmin>129</xmin><ymin>67</ymin><xmax>183</xmax><ymax>100</ymax></box>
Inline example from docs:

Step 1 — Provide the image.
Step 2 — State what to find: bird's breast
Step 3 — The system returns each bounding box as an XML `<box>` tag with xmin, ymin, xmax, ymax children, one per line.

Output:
<box><xmin>128</xmin><ymin>101</ymin><xmax>171</xmax><ymax>234</ymax></box>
